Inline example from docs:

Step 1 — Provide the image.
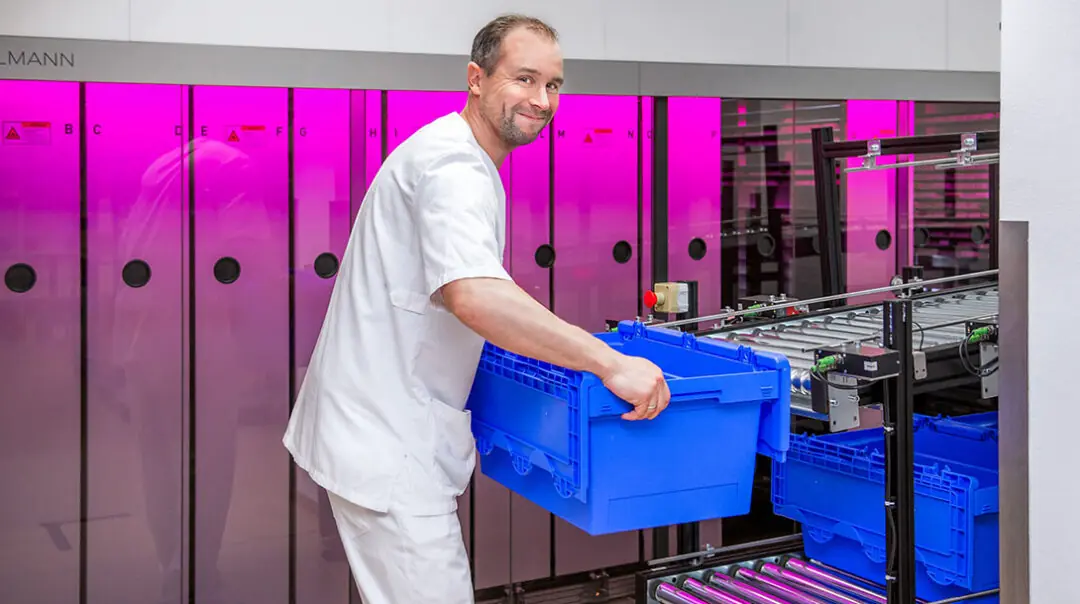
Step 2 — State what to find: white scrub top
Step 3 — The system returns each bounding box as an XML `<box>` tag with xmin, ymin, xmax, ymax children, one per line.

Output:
<box><xmin>283</xmin><ymin>112</ymin><xmax>511</xmax><ymax>516</ymax></box>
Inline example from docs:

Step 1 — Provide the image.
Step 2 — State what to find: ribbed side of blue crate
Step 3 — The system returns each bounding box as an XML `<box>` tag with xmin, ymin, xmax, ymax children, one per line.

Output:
<box><xmin>771</xmin><ymin>412</ymin><xmax>999</xmax><ymax>602</ymax></box>
<box><xmin>466</xmin><ymin>321</ymin><xmax>791</xmax><ymax>535</ymax></box>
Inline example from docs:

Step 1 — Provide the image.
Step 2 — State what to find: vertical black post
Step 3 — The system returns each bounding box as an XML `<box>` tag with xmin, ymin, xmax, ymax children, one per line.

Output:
<box><xmin>811</xmin><ymin>127</ymin><xmax>845</xmax><ymax>303</ymax></box>
<box><xmin>649</xmin><ymin>97</ymin><xmax>671</xmax><ymax>560</ymax></box>
<box><xmin>286</xmin><ymin>88</ymin><xmax>298</xmax><ymax>604</ymax></box>
<box><xmin>674</xmin><ymin>278</ymin><xmax>700</xmax><ymax>554</ymax></box>
<box><xmin>78</xmin><ymin>81</ymin><xmax>89</xmax><ymax>604</ymax></box>
<box><xmin>987</xmin><ymin>163</ymin><xmax>1000</xmax><ymax>270</ymax></box>
<box><xmin>651</xmin><ymin>97</ymin><xmax>669</xmax><ymax>287</ymax></box>
<box><xmin>763</xmin><ymin>127</ymin><xmax>789</xmax><ymax>294</ymax></box>
<box><xmin>882</xmin><ymin>300</ymin><xmax>916</xmax><ymax>603</ymax></box>
<box><xmin>720</xmin><ymin>158</ymin><xmax>737</xmax><ymax>308</ymax></box>
<box><xmin>895</xmin><ymin>162</ymin><xmax>912</xmax><ymax>275</ymax></box>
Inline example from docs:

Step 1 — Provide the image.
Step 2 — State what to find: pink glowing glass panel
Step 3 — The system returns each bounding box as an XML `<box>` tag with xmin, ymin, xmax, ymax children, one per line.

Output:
<box><xmin>504</xmin><ymin>120</ymin><xmax>554</xmax><ymax>584</ymax></box>
<box><xmin>292</xmin><ymin>86</ymin><xmax>353</xmax><ymax>604</ymax></box>
<box><xmin>552</xmin><ymin>94</ymin><xmax>643</xmax><ymax>574</ymax></box>
<box><xmin>384</xmin><ymin>90</ymin><xmax>511</xmax><ymax>271</ymax></box>
<box><xmin>83</xmin><ymin>82</ymin><xmax>186</xmax><ymax>604</ymax></box>
<box><xmin>845</xmin><ymin>100</ymin><xmax>901</xmax><ymax>302</ymax></box>
<box><xmin>668</xmin><ymin>96</ymin><xmax>723</xmax><ymax>317</ymax></box>
<box><xmin>192</xmin><ymin>85</ymin><xmax>290</xmax><ymax>604</ymax></box>
<box><xmin>0</xmin><ymin>79</ymin><xmax>82</xmax><ymax>604</ymax></box>
<box><xmin>384</xmin><ymin>90</ymin><xmax>468</xmax><ymax>155</ymax></box>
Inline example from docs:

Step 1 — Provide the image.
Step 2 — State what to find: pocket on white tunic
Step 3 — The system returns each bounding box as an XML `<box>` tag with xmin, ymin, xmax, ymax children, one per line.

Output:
<box><xmin>426</xmin><ymin>399</ymin><xmax>477</xmax><ymax>496</ymax></box>
<box><xmin>389</xmin><ymin>289</ymin><xmax>430</xmax><ymax>314</ymax></box>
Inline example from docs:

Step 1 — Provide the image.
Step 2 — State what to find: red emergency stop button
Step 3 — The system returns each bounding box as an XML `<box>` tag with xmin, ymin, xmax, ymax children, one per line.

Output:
<box><xmin>643</xmin><ymin>290</ymin><xmax>658</xmax><ymax>308</ymax></box>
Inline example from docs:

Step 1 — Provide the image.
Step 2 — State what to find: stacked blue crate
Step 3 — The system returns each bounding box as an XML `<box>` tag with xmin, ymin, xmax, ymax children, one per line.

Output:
<box><xmin>465</xmin><ymin>320</ymin><xmax>792</xmax><ymax>536</ymax></box>
<box><xmin>772</xmin><ymin>412</ymin><xmax>999</xmax><ymax>603</ymax></box>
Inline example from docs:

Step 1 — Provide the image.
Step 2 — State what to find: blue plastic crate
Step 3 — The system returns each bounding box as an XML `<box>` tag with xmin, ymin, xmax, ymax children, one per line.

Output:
<box><xmin>771</xmin><ymin>412</ymin><xmax>999</xmax><ymax>602</ymax></box>
<box><xmin>465</xmin><ymin>320</ymin><xmax>791</xmax><ymax>535</ymax></box>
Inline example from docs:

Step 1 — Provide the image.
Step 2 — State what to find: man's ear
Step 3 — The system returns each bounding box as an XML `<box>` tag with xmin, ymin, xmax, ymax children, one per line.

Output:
<box><xmin>466</xmin><ymin>62</ymin><xmax>484</xmax><ymax>95</ymax></box>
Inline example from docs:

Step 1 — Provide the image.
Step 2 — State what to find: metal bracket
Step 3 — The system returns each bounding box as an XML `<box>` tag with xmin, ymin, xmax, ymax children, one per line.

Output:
<box><xmin>827</xmin><ymin>374</ymin><xmax>860</xmax><ymax>431</ymax></box>
<box><xmin>859</xmin><ymin>138</ymin><xmax>882</xmax><ymax>169</ymax></box>
<box><xmin>912</xmin><ymin>351</ymin><xmax>927</xmax><ymax>380</ymax></box>
<box><xmin>980</xmin><ymin>342</ymin><xmax>999</xmax><ymax>398</ymax></box>
<box><xmin>578</xmin><ymin>571</ymin><xmax>611</xmax><ymax>602</ymax></box>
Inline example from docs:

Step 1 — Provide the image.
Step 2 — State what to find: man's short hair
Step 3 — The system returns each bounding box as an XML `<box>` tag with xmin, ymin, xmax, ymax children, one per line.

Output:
<box><xmin>470</xmin><ymin>14</ymin><xmax>559</xmax><ymax>75</ymax></box>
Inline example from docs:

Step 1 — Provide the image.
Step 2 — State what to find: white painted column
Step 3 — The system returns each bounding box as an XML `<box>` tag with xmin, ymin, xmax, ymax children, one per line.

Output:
<box><xmin>1000</xmin><ymin>1</ymin><xmax>1080</xmax><ymax>602</ymax></box>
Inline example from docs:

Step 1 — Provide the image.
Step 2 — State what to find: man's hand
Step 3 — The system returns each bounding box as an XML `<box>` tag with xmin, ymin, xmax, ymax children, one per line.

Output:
<box><xmin>600</xmin><ymin>355</ymin><xmax>671</xmax><ymax>420</ymax></box>
<box><xmin>441</xmin><ymin>277</ymin><xmax>672</xmax><ymax>420</ymax></box>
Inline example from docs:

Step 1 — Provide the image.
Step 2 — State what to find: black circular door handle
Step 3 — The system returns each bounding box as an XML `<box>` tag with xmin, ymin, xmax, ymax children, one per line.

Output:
<box><xmin>914</xmin><ymin>227</ymin><xmax>931</xmax><ymax>247</ymax></box>
<box><xmin>688</xmin><ymin>238</ymin><xmax>707</xmax><ymax>261</ymax></box>
<box><xmin>4</xmin><ymin>263</ymin><xmax>36</xmax><ymax>294</ymax></box>
<box><xmin>314</xmin><ymin>252</ymin><xmax>340</xmax><ymax>279</ymax></box>
<box><xmin>534</xmin><ymin>244</ymin><xmax>555</xmax><ymax>268</ymax></box>
<box><xmin>756</xmin><ymin>233</ymin><xmax>777</xmax><ymax>257</ymax></box>
<box><xmin>875</xmin><ymin>229</ymin><xmax>893</xmax><ymax>251</ymax></box>
<box><xmin>122</xmin><ymin>259</ymin><xmax>152</xmax><ymax>288</ymax></box>
<box><xmin>971</xmin><ymin>225</ymin><xmax>987</xmax><ymax>244</ymax></box>
<box><xmin>213</xmin><ymin>257</ymin><xmax>241</xmax><ymax>284</ymax></box>
<box><xmin>612</xmin><ymin>241</ymin><xmax>633</xmax><ymax>264</ymax></box>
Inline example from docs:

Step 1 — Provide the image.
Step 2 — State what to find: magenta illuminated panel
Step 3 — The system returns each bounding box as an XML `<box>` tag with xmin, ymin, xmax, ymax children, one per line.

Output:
<box><xmin>640</xmin><ymin>97</ymin><xmax>654</xmax><ymax>317</ymax></box>
<box><xmin>509</xmin><ymin>125</ymin><xmax>552</xmax><ymax>307</ymax></box>
<box><xmin>192</xmin><ymin>85</ymin><xmax>290</xmax><ymax>604</ymax></box>
<box><xmin>384</xmin><ymin>90</ymin><xmax>468</xmax><ymax>155</ymax></box>
<box><xmin>0</xmin><ymin>79</ymin><xmax>82</xmax><ymax>604</ymax></box>
<box><xmin>552</xmin><ymin>95</ymin><xmax>642</xmax><ymax>332</ymax></box>
<box><xmin>845</xmin><ymin>100</ymin><xmax>901</xmax><ymax>301</ymax></box>
<box><xmin>668</xmin><ymin>97</ymin><xmax>723</xmax><ymax>317</ymax></box>
<box><xmin>504</xmin><ymin>122</ymin><xmax>553</xmax><ymax>584</ymax></box>
<box><xmin>83</xmin><ymin>82</ymin><xmax>187</xmax><ymax>604</ymax></box>
<box><xmin>292</xmin><ymin>87</ymin><xmax>352</xmax><ymax>604</ymax></box>
<box><xmin>365</xmin><ymin>90</ymin><xmax>383</xmax><ymax>189</ymax></box>
<box><xmin>347</xmin><ymin>89</ymin><xmax>385</xmax><ymax>223</ymax></box>
<box><xmin>552</xmin><ymin>94</ymin><xmax>642</xmax><ymax>574</ymax></box>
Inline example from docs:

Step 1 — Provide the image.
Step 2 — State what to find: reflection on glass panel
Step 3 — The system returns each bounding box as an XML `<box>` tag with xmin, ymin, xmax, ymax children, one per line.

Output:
<box><xmin>720</xmin><ymin>100</ymin><xmax>794</xmax><ymax>305</ymax></box>
<box><xmin>85</xmin><ymin>82</ymin><xmax>186</xmax><ymax>604</ymax></box>
<box><xmin>913</xmin><ymin>102</ymin><xmax>1001</xmax><ymax>280</ymax></box>
<box><xmin>0</xmin><ymin>79</ymin><xmax>82</xmax><ymax>604</ymax></box>
<box><xmin>192</xmin><ymin>85</ymin><xmax>290</xmax><ymax>604</ymax></box>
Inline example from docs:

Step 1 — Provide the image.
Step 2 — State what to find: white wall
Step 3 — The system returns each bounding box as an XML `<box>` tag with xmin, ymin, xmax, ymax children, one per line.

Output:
<box><xmin>999</xmin><ymin>0</ymin><xmax>1078</xmax><ymax>602</ymax></box>
<box><xmin>6</xmin><ymin>0</ymin><xmax>1001</xmax><ymax>72</ymax></box>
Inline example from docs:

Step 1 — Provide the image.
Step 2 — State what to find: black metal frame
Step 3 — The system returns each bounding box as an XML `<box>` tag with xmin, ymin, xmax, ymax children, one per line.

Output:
<box><xmin>811</xmin><ymin>127</ymin><xmax>1001</xmax><ymax>301</ymax></box>
<box><xmin>882</xmin><ymin>300</ymin><xmax>917</xmax><ymax>603</ymax></box>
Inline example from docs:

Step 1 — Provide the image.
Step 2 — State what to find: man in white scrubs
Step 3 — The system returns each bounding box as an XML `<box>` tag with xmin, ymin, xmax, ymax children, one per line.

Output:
<box><xmin>283</xmin><ymin>14</ymin><xmax>672</xmax><ymax>603</ymax></box>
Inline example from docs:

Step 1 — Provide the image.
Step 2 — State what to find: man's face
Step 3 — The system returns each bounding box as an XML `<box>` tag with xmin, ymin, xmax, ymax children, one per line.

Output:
<box><xmin>472</xmin><ymin>28</ymin><xmax>564</xmax><ymax>148</ymax></box>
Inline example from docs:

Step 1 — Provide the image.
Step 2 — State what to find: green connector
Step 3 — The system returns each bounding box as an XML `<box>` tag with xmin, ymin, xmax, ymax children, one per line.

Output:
<box><xmin>967</xmin><ymin>326</ymin><xmax>995</xmax><ymax>343</ymax></box>
<box><xmin>814</xmin><ymin>354</ymin><xmax>842</xmax><ymax>373</ymax></box>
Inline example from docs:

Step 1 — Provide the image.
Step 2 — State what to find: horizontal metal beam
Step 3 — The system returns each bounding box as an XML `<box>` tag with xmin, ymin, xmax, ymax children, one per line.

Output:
<box><xmin>0</xmin><ymin>35</ymin><xmax>1001</xmax><ymax>101</ymax></box>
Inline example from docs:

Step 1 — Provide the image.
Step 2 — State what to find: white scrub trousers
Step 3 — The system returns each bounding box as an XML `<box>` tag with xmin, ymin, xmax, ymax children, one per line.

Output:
<box><xmin>327</xmin><ymin>490</ymin><xmax>474</xmax><ymax>604</ymax></box>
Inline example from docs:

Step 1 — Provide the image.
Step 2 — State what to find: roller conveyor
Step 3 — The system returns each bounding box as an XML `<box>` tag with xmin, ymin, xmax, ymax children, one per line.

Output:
<box><xmin>698</xmin><ymin>285</ymin><xmax>998</xmax><ymax>425</ymax></box>
<box><xmin>650</xmin><ymin>555</ymin><xmax>897</xmax><ymax>604</ymax></box>
<box><xmin>635</xmin><ymin>536</ymin><xmax>1000</xmax><ymax>604</ymax></box>
<box><xmin>708</xmin><ymin>287</ymin><xmax>997</xmax><ymax>394</ymax></box>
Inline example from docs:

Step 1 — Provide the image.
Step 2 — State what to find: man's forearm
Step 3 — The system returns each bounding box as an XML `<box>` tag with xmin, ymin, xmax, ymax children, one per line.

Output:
<box><xmin>442</xmin><ymin>277</ymin><xmax>622</xmax><ymax>379</ymax></box>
